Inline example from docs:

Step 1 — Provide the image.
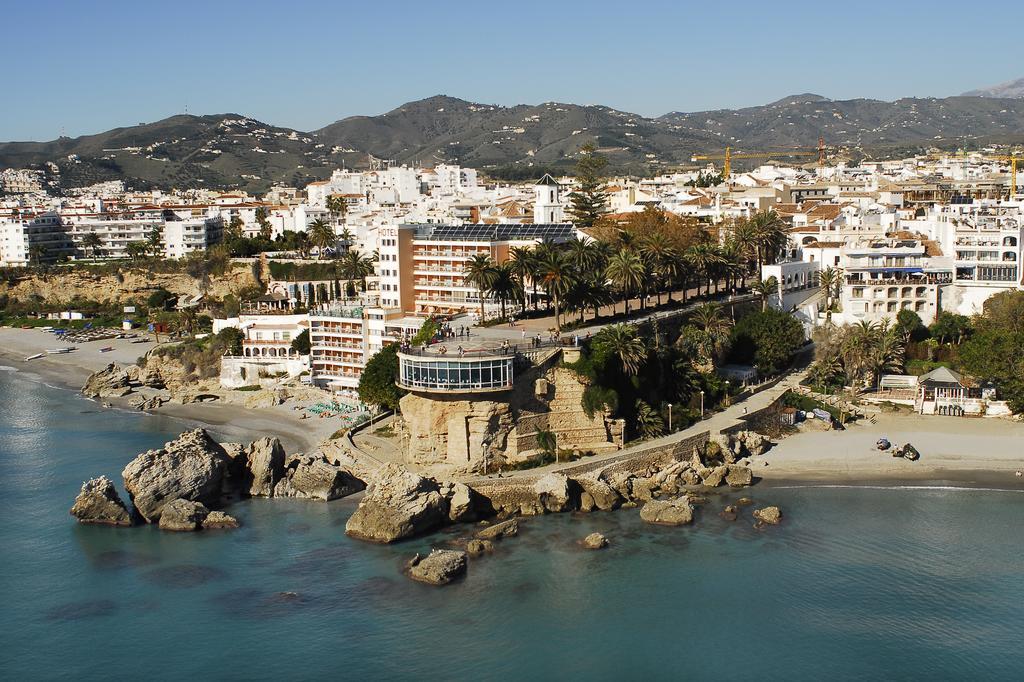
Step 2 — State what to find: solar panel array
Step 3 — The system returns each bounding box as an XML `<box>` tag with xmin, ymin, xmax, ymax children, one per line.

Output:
<box><xmin>413</xmin><ymin>223</ymin><xmax>576</xmax><ymax>243</ymax></box>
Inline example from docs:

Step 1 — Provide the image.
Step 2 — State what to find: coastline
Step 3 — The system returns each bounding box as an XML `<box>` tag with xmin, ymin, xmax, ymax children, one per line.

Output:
<box><xmin>0</xmin><ymin>326</ymin><xmax>334</xmax><ymax>454</ymax></box>
<box><xmin>753</xmin><ymin>412</ymin><xmax>1024</xmax><ymax>490</ymax></box>
<box><xmin>2</xmin><ymin>325</ymin><xmax>1023</xmax><ymax>490</ymax></box>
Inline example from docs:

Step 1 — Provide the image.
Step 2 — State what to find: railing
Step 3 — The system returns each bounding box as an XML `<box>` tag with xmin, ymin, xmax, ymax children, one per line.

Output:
<box><xmin>399</xmin><ymin>337</ymin><xmax>575</xmax><ymax>359</ymax></box>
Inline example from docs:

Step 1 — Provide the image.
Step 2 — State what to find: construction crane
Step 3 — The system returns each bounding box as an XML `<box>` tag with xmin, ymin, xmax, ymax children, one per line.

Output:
<box><xmin>981</xmin><ymin>153</ymin><xmax>1020</xmax><ymax>200</ymax></box>
<box><xmin>692</xmin><ymin>138</ymin><xmax>828</xmax><ymax>178</ymax></box>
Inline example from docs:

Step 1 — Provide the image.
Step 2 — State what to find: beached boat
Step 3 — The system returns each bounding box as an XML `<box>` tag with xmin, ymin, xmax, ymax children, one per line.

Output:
<box><xmin>45</xmin><ymin>348</ymin><xmax>76</xmax><ymax>354</ymax></box>
<box><xmin>24</xmin><ymin>353</ymin><xmax>45</xmax><ymax>361</ymax></box>
<box><xmin>99</xmin><ymin>346</ymin><xmax>114</xmax><ymax>353</ymax></box>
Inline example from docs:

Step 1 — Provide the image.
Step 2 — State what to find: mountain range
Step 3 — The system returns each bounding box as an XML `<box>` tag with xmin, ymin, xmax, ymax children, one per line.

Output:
<box><xmin>2</xmin><ymin>87</ymin><xmax>1024</xmax><ymax>193</ymax></box>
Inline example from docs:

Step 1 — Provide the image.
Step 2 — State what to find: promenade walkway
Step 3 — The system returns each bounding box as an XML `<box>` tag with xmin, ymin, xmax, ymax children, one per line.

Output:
<box><xmin>469</xmin><ymin>365</ymin><xmax>809</xmax><ymax>483</ymax></box>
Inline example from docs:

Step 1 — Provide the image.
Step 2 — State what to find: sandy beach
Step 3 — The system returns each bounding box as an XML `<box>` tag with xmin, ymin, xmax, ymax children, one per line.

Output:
<box><xmin>757</xmin><ymin>412</ymin><xmax>1024</xmax><ymax>489</ymax></box>
<box><xmin>0</xmin><ymin>326</ymin><xmax>337</xmax><ymax>453</ymax></box>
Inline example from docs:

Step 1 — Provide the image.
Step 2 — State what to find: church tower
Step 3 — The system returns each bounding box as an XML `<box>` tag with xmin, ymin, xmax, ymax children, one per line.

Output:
<box><xmin>533</xmin><ymin>173</ymin><xmax>564</xmax><ymax>223</ymax></box>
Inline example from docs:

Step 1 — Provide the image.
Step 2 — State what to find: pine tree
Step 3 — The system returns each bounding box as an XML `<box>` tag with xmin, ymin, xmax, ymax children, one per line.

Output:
<box><xmin>567</xmin><ymin>143</ymin><xmax>609</xmax><ymax>227</ymax></box>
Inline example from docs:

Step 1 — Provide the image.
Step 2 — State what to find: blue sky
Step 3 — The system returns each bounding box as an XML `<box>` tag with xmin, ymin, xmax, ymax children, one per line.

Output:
<box><xmin>2</xmin><ymin>0</ymin><xmax>1021</xmax><ymax>141</ymax></box>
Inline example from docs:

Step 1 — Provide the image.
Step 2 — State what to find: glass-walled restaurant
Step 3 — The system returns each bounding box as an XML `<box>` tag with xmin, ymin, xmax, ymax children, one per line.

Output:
<box><xmin>397</xmin><ymin>355</ymin><xmax>514</xmax><ymax>392</ymax></box>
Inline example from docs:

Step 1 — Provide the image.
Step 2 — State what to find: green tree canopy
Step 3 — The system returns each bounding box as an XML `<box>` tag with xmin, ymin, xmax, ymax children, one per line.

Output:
<box><xmin>567</xmin><ymin>143</ymin><xmax>609</xmax><ymax>227</ymax></box>
<box><xmin>358</xmin><ymin>345</ymin><xmax>405</xmax><ymax>410</ymax></box>
<box><xmin>729</xmin><ymin>308</ymin><xmax>805</xmax><ymax>373</ymax></box>
<box><xmin>290</xmin><ymin>329</ymin><xmax>310</xmax><ymax>355</ymax></box>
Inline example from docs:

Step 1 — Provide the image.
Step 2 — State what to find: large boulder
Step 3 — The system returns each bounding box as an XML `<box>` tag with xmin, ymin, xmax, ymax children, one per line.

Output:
<box><xmin>69</xmin><ymin>476</ymin><xmax>134</xmax><ymax>526</ymax></box>
<box><xmin>532</xmin><ymin>473</ymin><xmax>574</xmax><ymax>513</ymax></box>
<box><xmin>440</xmin><ymin>481</ymin><xmax>478</xmax><ymax>523</ymax></box>
<box><xmin>121</xmin><ymin>429</ymin><xmax>231</xmax><ymax>523</ymax></box>
<box><xmin>273</xmin><ymin>454</ymin><xmax>364</xmax><ymax>501</ymax></box>
<box><xmin>345</xmin><ymin>463</ymin><xmax>448</xmax><ymax>543</ymax></box>
<box><xmin>701</xmin><ymin>465</ymin><xmax>728</xmax><ymax>488</ymax></box>
<box><xmin>640</xmin><ymin>497</ymin><xmax>695</xmax><ymax>526</ymax></box>
<box><xmin>407</xmin><ymin>550</ymin><xmax>467</xmax><ymax>586</ymax></box>
<box><xmin>736</xmin><ymin>431</ymin><xmax>772</xmax><ymax>457</ymax></box>
<box><xmin>81</xmin><ymin>363</ymin><xmax>133</xmax><ymax>399</ymax></box>
<box><xmin>244</xmin><ymin>437</ymin><xmax>286</xmax><ymax>497</ymax></box>
<box><xmin>158</xmin><ymin>499</ymin><xmax>210</xmax><ymax>531</ymax></box>
<box><xmin>573</xmin><ymin>474</ymin><xmax>622</xmax><ymax>511</ymax></box>
<box><xmin>725</xmin><ymin>465</ymin><xmax>753</xmax><ymax>487</ymax></box>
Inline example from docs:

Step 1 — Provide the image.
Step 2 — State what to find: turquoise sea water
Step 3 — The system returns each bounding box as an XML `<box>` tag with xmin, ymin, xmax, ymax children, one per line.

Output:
<box><xmin>1</xmin><ymin>367</ymin><xmax>1023</xmax><ymax>681</ymax></box>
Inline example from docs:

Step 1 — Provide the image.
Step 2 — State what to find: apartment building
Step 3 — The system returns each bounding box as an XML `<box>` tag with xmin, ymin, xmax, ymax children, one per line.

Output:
<box><xmin>376</xmin><ymin>223</ymin><xmax>577</xmax><ymax>317</ymax></box>
<box><xmin>216</xmin><ymin>313</ymin><xmax>308</xmax><ymax>389</ymax></box>
<box><xmin>839</xmin><ymin>238</ymin><xmax>951</xmax><ymax>325</ymax></box>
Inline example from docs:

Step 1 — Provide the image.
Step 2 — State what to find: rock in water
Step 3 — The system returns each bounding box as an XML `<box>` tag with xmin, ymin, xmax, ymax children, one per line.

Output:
<box><xmin>121</xmin><ymin>429</ymin><xmax>231</xmax><ymax>523</ymax></box>
<box><xmin>81</xmin><ymin>363</ymin><xmax>133</xmax><ymax>399</ymax></box>
<box><xmin>753</xmin><ymin>506</ymin><xmax>782</xmax><ymax>525</ymax></box>
<box><xmin>466</xmin><ymin>539</ymin><xmax>494</xmax><ymax>556</ymax></box>
<box><xmin>345</xmin><ymin>463</ymin><xmax>447</xmax><ymax>543</ymax></box>
<box><xmin>474</xmin><ymin>518</ymin><xmax>519</xmax><ymax>541</ymax></box>
<box><xmin>701</xmin><ymin>465</ymin><xmax>728</xmax><ymax>488</ymax></box>
<box><xmin>244</xmin><ymin>437</ymin><xmax>286</xmax><ymax>497</ymax></box>
<box><xmin>273</xmin><ymin>454</ymin><xmax>365</xmax><ymax>501</ymax></box>
<box><xmin>640</xmin><ymin>497</ymin><xmax>695</xmax><ymax>526</ymax></box>
<box><xmin>202</xmin><ymin>511</ymin><xmax>240</xmax><ymax>529</ymax></box>
<box><xmin>532</xmin><ymin>473</ymin><xmax>574</xmax><ymax>513</ymax></box>
<box><xmin>407</xmin><ymin>550</ymin><xmax>467</xmax><ymax>586</ymax></box>
<box><xmin>725</xmin><ymin>465</ymin><xmax>753</xmax><ymax>487</ymax></box>
<box><xmin>69</xmin><ymin>476</ymin><xmax>134</xmax><ymax>526</ymax></box>
<box><xmin>582</xmin><ymin>532</ymin><xmax>609</xmax><ymax>549</ymax></box>
<box><xmin>158</xmin><ymin>499</ymin><xmax>210</xmax><ymax>531</ymax></box>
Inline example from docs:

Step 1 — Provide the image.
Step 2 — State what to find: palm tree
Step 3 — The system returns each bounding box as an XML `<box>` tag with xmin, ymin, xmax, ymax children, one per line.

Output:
<box><xmin>635</xmin><ymin>399</ymin><xmax>665</xmax><ymax>439</ymax></box>
<box><xmin>307</xmin><ymin>218</ymin><xmax>336</xmax><ymax>260</ymax></box>
<box><xmin>325</xmin><ymin>194</ymin><xmax>348</xmax><ymax>223</ymax></box>
<box><xmin>840</xmin><ymin>321</ymin><xmax>880</xmax><ymax>388</ymax></box>
<box><xmin>640</xmin><ymin>232</ymin><xmax>680</xmax><ymax>305</ymax></box>
<box><xmin>604</xmin><ymin>248</ymin><xmax>646</xmax><ymax>316</ymax></box>
<box><xmin>463</xmin><ymin>253</ymin><xmax>498</xmax><ymax>322</ymax></box>
<box><xmin>684</xmin><ymin>242</ymin><xmax>725</xmax><ymax>297</ymax></box>
<box><xmin>126</xmin><ymin>241</ymin><xmax>148</xmax><ymax>262</ymax></box>
<box><xmin>729</xmin><ymin>219</ymin><xmax>758</xmax><ymax>288</ymax></box>
<box><xmin>81</xmin><ymin>232</ymin><xmax>103</xmax><ymax>259</ymax></box>
<box><xmin>534</xmin><ymin>248</ymin><xmax>573</xmax><ymax>333</ymax></box>
<box><xmin>339</xmin><ymin>249</ymin><xmax>376</xmax><ymax>293</ymax></box>
<box><xmin>818</xmin><ymin>266</ymin><xmax>842</xmax><ymax>322</ymax></box>
<box><xmin>867</xmin><ymin>322</ymin><xmax>906</xmax><ymax>389</ymax></box>
<box><xmin>748</xmin><ymin>209</ymin><xmax>789</xmax><ymax>271</ymax></box>
<box><xmin>593</xmin><ymin>323</ymin><xmax>647</xmax><ymax>375</ymax></box>
<box><xmin>28</xmin><ymin>244</ymin><xmax>48</xmax><ymax>266</ymax></box>
<box><xmin>809</xmin><ymin>354</ymin><xmax>843</xmax><ymax>392</ymax></box>
<box><xmin>146</xmin><ymin>226</ymin><xmax>163</xmax><ymax>258</ymax></box>
<box><xmin>508</xmin><ymin>246</ymin><xmax>535</xmax><ymax>310</ymax></box>
<box><xmin>489</xmin><ymin>262</ymin><xmax>521</xmax><ymax>321</ymax></box>
<box><xmin>338</xmin><ymin>227</ymin><xmax>355</xmax><ymax>252</ymax></box>
<box><xmin>690</xmin><ymin>303</ymin><xmax>732</xmax><ymax>368</ymax></box>
<box><xmin>752</xmin><ymin>276</ymin><xmax>779</xmax><ymax>311</ymax></box>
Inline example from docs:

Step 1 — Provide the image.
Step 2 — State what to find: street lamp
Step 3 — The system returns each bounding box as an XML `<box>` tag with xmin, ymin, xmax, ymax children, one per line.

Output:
<box><xmin>699</xmin><ymin>391</ymin><xmax>705</xmax><ymax>419</ymax></box>
<box><xmin>668</xmin><ymin>403</ymin><xmax>673</xmax><ymax>431</ymax></box>
<box><xmin>725</xmin><ymin>380</ymin><xmax>731</xmax><ymax>407</ymax></box>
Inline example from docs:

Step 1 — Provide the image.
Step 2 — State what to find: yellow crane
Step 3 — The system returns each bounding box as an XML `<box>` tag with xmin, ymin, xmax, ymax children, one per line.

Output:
<box><xmin>692</xmin><ymin>138</ymin><xmax>827</xmax><ymax>178</ymax></box>
<box><xmin>981</xmin><ymin>153</ymin><xmax>1020</xmax><ymax>200</ymax></box>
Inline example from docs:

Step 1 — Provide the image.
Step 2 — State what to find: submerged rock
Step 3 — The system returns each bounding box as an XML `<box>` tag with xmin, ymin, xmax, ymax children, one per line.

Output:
<box><xmin>475</xmin><ymin>518</ymin><xmax>519</xmax><ymax>541</ymax></box>
<box><xmin>70</xmin><ymin>476</ymin><xmax>134</xmax><ymax>526</ymax></box>
<box><xmin>158</xmin><ymin>499</ymin><xmax>210</xmax><ymax>532</ymax></box>
<box><xmin>753</xmin><ymin>506</ymin><xmax>782</xmax><ymax>525</ymax></box>
<box><xmin>203</xmin><ymin>511</ymin><xmax>240</xmax><ymax>529</ymax></box>
<box><xmin>122</xmin><ymin>429</ymin><xmax>231</xmax><ymax>523</ymax></box>
<box><xmin>581</xmin><ymin>532</ymin><xmax>609</xmax><ymax>550</ymax></box>
<box><xmin>640</xmin><ymin>497</ymin><xmax>695</xmax><ymax>526</ymax></box>
<box><xmin>273</xmin><ymin>453</ymin><xmax>364</xmax><ymax>501</ymax></box>
<box><xmin>720</xmin><ymin>505</ymin><xmax>739</xmax><ymax>522</ymax></box>
<box><xmin>406</xmin><ymin>549</ymin><xmax>467</xmax><ymax>586</ymax></box>
<box><xmin>466</xmin><ymin>539</ymin><xmax>494</xmax><ymax>556</ymax></box>
<box><xmin>345</xmin><ymin>463</ymin><xmax>447</xmax><ymax>543</ymax></box>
